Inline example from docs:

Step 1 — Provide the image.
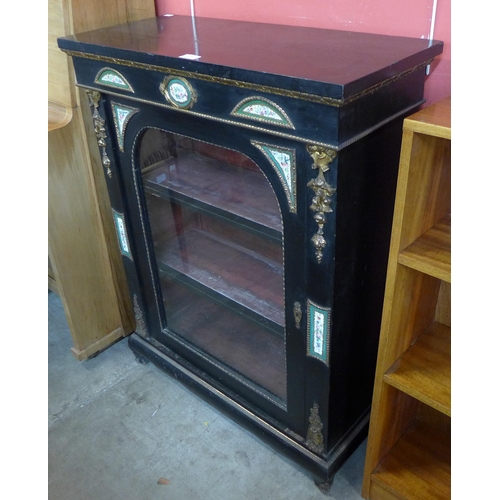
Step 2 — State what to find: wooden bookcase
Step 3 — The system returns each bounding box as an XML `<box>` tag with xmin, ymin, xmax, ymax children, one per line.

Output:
<box><xmin>362</xmin><ymin>97</ymin><xmax>451</xmax><ymax>499</ymax></box>
<box><xmin>48</xmin><ymin>0</ymin><xmax>155</xmax><ymax>359</ymax></box>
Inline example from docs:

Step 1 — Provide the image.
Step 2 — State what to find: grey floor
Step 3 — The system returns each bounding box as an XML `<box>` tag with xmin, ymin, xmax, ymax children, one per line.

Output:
<box><xmin>48</xmin><ymin>290</ymin><xmax>367</xmax><ymax>500</ymax></box>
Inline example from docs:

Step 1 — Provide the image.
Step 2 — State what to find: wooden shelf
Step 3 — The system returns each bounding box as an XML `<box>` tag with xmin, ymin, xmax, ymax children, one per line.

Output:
<box><xmin>156</xmin><ymin>228</ymin><xmax>285</xmax><ymax>331</ymax></box>
<box><xmin>143</xmin><ymin>148</ymin><xmax>282</xmax><ymax>238</ymax></box>
<box><xmin>384</xmin><ymin>322</ymin><xmax>451</xmax><ymax>416</ymax></box>
<box><xmin>370</xmin><ymin>420</ymin><xmax>451</xmax><ymax>500</ymax></box>
<box><xmin>398</xmin><ymin>214</ymin><xmax>451</xmax><ymax>282</ymax></box>
<box><xmin>160</xmin><ymin>275</ymin><xmax>287</xmax><ymax>400</ymax></box>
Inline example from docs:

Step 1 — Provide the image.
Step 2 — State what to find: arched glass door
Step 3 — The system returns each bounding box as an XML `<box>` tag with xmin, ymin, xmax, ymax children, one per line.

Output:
<box><xmin>138</xmin><ymin>129</ymin><xmax>287</xmax><ymax>402</ymax></box>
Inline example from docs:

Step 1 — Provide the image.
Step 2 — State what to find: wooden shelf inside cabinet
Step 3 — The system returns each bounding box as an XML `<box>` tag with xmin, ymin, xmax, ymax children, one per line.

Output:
<box><xmin>155</xmin><ymin>227</ymin><xmax>285</xmax><ymax>333</ymax></box>
<box><xmin>159</xmin><ymin>274</ymin><xmax>287</xmax><ymax>400</ymax></box>
<box><xmin>142</xmin><ymin>149</ymin><xmax>282</xmax><ymax>239</ymax></box>
<box><xmin>144</xmin><ymin>158</ymin><xmax>285</xmax><ymax>334</ymax></box>
<box><xmin>362</xmin><ymin>97</ymin><xmax>451</xmax><ymax>500</ymax></box>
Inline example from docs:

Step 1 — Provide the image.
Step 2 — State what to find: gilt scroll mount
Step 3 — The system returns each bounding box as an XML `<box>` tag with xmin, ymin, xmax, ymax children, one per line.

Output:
<box><xmin>305</xmin><ymin>403</ymin><xmax>325</xmax><ymax>454</ymax></box>
<box><xmin>306</xmin><ymin>145</ymin><xmax>337</xmax><ymax>263</ymax></box>
<box><xmin>86</xmin><ymin>89</ymin><xmax>112</xmax><ymax>178</ymax></box>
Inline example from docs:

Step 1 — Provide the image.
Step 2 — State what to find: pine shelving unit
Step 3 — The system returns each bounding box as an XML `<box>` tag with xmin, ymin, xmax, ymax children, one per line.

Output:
<box><xmin>362</xmin><ymin>97</ymin><xmax>451</xmax><ymax>500</ymax></box>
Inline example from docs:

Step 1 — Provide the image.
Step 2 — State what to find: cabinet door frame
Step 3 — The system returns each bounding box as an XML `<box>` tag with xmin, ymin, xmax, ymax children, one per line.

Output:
<box><xmin>104</xmin><ymin>96</ymin><xmax>318</xmax><ymax>436</ymax></box>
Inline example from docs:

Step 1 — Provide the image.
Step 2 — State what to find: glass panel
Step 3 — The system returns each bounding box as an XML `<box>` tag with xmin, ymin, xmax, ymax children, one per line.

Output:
<box><xmin>139</xmin><ymin>129</ymin><xmax>286</xmax><ymax>401</ymax></box>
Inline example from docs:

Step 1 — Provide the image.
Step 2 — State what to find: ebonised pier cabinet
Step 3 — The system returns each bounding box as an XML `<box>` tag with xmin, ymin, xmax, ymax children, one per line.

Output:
<box><xmin>59</xmin><ymin>16</ymin><xmax>443</xmax><ymax>491</ymax></box>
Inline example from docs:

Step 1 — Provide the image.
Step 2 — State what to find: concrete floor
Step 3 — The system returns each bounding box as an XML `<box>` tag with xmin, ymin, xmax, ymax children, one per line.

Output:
<box><xmin>48</xmin><ymin>290</ymin><xmax>367</xmax><ymax>500</ymax></box>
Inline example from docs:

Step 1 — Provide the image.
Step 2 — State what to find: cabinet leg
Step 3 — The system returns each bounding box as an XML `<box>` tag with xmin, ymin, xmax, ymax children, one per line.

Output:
<box><xmin>132</xmin><ymin>350</ymin><xmax>150</xmax><ymax>365</ymax></box>
<box><xmin>128</xmin><ymin>334</ymin><xmax>151</xmax><ymax>365</ymax></box>
<box><xmin>130</xmin><ymin>349</ymin><xmax>149</xmax><ymax>365</ymax></box>
<box><xmin>314</xmin><ymin>478</ymin><xmax>333</xmax><ymax>495</ymax></box>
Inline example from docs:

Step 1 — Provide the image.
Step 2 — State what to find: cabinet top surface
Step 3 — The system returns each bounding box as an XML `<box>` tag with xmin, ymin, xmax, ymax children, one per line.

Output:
<box><xmin>59</xmin><ymin>15</ymin><xmax>443</xmax><ymax>100</ymax></box>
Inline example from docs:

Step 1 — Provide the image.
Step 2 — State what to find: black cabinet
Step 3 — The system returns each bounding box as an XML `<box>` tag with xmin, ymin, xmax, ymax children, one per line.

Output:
<box><xmin>59</xmin><ymin>16</ymin><xmax>442</xmax><ymax>491</ymax></box>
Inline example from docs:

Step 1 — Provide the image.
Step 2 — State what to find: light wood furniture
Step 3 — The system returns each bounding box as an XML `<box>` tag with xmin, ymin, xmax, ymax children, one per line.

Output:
<box><xmin>362</xmin><ymin>97</ymin><xmax>451</xmax><ymax>499</ymax></box>
<box><xmin>48</xmin><ymin>0</ymin><xmax>155</xmax><ymax>359</ymax></box>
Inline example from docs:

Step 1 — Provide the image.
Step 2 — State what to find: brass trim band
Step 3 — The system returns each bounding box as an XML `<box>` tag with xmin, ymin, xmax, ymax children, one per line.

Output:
<box><xmin>62</xmin><ymin>49</ymin><xmax>433</xmax><ymax>108</ymax></box>
<box><xmin>78</xmin><ymin>83</ymin><xmax>424</xmax><ymax>153</ymax></box>
<box><xmin>78</xmin><ymin>83</ymin><xmax>340</xmax><ymax>150</ymax></box>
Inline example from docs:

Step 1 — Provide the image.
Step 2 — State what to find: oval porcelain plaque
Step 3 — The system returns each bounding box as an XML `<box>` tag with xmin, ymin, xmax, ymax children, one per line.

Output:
<box><xmin>160</xmin><ymin>76</ymin><xmax>196</xmax><ymax>109</ymax></box>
